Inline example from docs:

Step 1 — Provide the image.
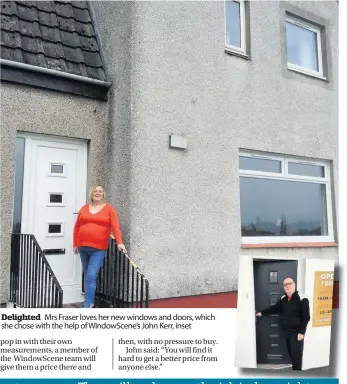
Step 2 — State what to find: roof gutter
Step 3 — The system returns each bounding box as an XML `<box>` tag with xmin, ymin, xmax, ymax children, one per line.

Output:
<box><xmin>0</xmin><ymin>59</ymin><xmax>112</xmax><ymax>88</ymax></box>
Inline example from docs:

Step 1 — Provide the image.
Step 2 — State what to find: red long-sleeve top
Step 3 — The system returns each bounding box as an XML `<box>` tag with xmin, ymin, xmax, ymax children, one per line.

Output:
<box><xmin>73</xmin><ymin>204</ymin><xmax>123</xmax><ymax>250</ymax></box>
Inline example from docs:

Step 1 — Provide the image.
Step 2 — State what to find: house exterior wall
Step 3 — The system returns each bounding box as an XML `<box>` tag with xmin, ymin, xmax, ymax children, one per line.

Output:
<box><xmin>0</xmin><ymin>83</ymin><xmax>108</xmax><ymax>303</ymax></box>
<box><xmin>91</xmin><ymin>1</ymin><xmax>133</xmax><ymax>248</ymax></box>
<box><xmin>94</xmin><ymin>0</ymin><xmax>338</xmax><ymax>301</ymax></box>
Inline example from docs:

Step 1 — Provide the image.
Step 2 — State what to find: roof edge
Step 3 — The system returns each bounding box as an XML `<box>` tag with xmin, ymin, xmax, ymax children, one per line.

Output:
<box><xmin>87</xmin><ymin>1</ymin><xmax>109</xmax><ymax>80</ymax></box>
<box><xmin>1</xmin><ymin>63</ymin><xmax>111</xmax><ymax>101</ymax></box>
<box><xmin>0</xmin><ymin>59</ymin><xmax>112</xmax><ymax>88</ymax></box>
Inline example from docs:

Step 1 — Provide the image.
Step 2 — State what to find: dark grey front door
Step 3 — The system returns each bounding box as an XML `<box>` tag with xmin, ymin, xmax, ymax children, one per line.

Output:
<box><xmin>254</xmin><ymin>260</ymin><xmax>297</xmax><ymax>364</ymax></box>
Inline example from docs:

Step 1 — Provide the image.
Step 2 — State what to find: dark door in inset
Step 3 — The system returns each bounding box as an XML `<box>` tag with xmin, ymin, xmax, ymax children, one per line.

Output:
<box><xmin>254</xmin><ymin>260</ymin><xmax>297</xmax><ymax>364</ymax></box>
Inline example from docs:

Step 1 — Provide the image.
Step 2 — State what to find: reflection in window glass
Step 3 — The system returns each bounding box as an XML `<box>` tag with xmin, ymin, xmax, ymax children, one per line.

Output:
<box><xmin>288</xmin><ymin>162</ymin><xmax>324</xmax><ymax>178</ymax></box>
<box><xmin>240</xmin><ymin>177</ymin><xmax>328</xmax><ymax>237</ymax></box>
<box><xmin>225</xmin><ymin>1</ymin><xmax>241</xmax><ymax>48</ymax></box>
<box><xmin>240</xmin><ymin>156</ymin><xmax>282</xmax><ymax>173</ymax></box>
<box><xmin>286</xmin><ymin>21</ymin><xmax>319</xmax><ymax>72</ymax></box>
<box><xmin>51</xmin><ymin>164</ymin><xmax>64</xmax><ymax>174</ymax></box>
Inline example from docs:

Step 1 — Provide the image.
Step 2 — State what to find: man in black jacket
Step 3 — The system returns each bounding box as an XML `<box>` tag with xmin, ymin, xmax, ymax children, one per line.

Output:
<box><xmin>256</xmin><ymin>277</ymin><xmax>310</xmax><ymax>370</ymax></box>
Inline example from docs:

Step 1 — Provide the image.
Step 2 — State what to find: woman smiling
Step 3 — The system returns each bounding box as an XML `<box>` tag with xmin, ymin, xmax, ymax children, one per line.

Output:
<box><xmin>73</xmin><ymin>185</ymin><xmax>126</xmax><ymax>308</ymax></box>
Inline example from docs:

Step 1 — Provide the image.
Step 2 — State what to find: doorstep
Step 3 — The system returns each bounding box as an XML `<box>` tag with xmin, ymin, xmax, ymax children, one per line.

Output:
<box><xmin>256</xmin><ymin>364</ymin><xmax>330</xmax><ymax>372</ymax></box>
<box><xmin>257</xmin><ymin>364</ymin><xmax>292</xmax><ymax>370</ymax></box>
<box><xmin>63</xmin><ymin>302</ymin><xmax>83</xmax><ymax>308</ymax></box>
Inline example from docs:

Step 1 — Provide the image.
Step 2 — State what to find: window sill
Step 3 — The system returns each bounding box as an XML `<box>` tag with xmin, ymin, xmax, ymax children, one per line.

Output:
<box><xmin>287</xmin><ymin>66</ymin><xmax>328</xmax><ymax>82</ymax></box>
<box><xmin>225</xmin><ymin>48</ymin><xmax>250</xmax><ymax>61</ymax></box>
<box><xmin>242</xmin><ymin>242</ymin><xmax>338</xmax><ymax>249</ymax></box>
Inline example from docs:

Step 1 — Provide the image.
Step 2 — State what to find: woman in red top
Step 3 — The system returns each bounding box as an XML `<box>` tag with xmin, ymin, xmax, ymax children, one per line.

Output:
<box><xmin>73</xmin><ymin>185</ymin><xmax>126</xmax><ymax>308</ymax></box>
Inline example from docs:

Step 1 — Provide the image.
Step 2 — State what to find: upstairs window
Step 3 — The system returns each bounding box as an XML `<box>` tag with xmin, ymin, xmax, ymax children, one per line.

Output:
<box><xmin>225</xmin><ymin>0</ymin><xmax>247</xmax><ymax>56</ymax></box>
<box><xmin>286</xmin><ymin>15</ymin><xmax>324</xmax><ymax>78</ymax></box>
<box><xmin>239</xmin><ymin>152</ymin><xmax>334</xmax><ymax>245</ymax></box>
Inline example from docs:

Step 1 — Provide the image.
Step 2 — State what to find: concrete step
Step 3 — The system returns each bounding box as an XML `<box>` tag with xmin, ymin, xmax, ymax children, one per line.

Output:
<box><xmin>63</xmin><ymin>302</ymin><xmax>83</xmax><ymax>308</ymax></box>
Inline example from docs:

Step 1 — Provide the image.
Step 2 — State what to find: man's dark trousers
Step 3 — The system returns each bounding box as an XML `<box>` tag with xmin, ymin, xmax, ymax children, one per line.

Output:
<box><xmin>286</xmin><ymin>334</ymin><xmax>304</xmax><ymax>370</ymax></box>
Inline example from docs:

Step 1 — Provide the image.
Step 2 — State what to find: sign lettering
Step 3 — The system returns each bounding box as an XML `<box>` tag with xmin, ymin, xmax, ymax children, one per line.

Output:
<box><xmin>312</xmin><ymin>271</ymin><xmax>334</xmax><ymax>327</ymax></box>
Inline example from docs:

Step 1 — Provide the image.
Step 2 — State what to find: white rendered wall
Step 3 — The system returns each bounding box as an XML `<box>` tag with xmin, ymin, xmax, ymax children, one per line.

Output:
<box><xmin>234</xmin><ymin>255</ymin><xmax>257</xmax><ymax>368</ymax></box>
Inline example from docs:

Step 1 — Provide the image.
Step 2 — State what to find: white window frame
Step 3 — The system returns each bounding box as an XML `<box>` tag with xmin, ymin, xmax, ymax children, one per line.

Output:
<box><xmin>224</xmin><ymin>0</ymin><xmax>247</xmax><ymax>55</ymax></box>
<box><xmin>239</xmin><ymin>151</ymin><xmax>334</xmax><ymax>245</ymax></box>
<box><xmin>46</xmin><ymin>221</ymin><xmax>65</xmax><ymax>238</ymax></box>
<box><xmin>286</xmin><ymin>16</ymin><xmax>324</xmax><ymax>79</ymax></box>
<box><xmin>47</xmin><ymin>192</ymin><xmax>66</xmax><ymax>207</ymax></box>
<box><xmin>48</xmin><ymin>162</ymin><xmax>66</xmax><ymax>177</ymax></box>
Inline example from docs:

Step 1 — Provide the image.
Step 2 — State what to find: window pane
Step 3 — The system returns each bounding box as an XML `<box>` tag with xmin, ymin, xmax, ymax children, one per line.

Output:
<box><xmin>288</xmin><ymin>162</ymin><xmax>325</xmax><ymax>178</ymax></box>
<box><xmin>51</xmin><ymin>164</ymin><xmax>64</xmax><ymax>174</ymax></box>
<box><xmin>239</xmin><ymin>156</ymin><xmax>281</xmax><ymax>173</ymax></box>
<box><xmin>225</xmin><ymin>1</ymin><xmax>241</xmax><ymax>48</ymax></box>
<box><xmin>50</xmin><ymin>194</ymin><xmax>63</xmax><ymax>204</ymax></box>
<box><xmin>269</xmin><ymin>271</ymin><xmax>278</xmax><ymax>283</ymax></box>
<box><xmin>48</xmin><ymin>224</ymin><xmax>62</xmax><ymax>234</ymax></box>
<box><xmin>240</xmin><ymin>177</ymin><xmax>328</xmax><ymax>237</ymax></box>
<box><xmin>286</xmin><ymin>21</ymin><xmax>319</xmax><ymax>72</ymax></box>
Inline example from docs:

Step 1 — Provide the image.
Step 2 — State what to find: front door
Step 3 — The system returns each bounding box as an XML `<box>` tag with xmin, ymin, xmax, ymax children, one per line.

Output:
<box><xmin>20</xmin><ymin>134</ymin><xmax>87</xmax><ymax>304</ymax></box>
<box><xmin>254</xmin><ymin>260</ymin><xmax>297</xmax><ymax>364</ymax></box>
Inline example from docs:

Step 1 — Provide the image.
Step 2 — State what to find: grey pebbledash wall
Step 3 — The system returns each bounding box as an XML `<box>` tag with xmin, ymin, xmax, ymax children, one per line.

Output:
<box><xmin>91</xmin><ymin>1</ymin><xmax>133</xmax><ymax>250</ymax></box>
<box><xmin>0</xmin><ymin>83</ymin><xmax>108</xmax><ymax>303</ymax></box>
<box><xmin>92</xmin><ymin>1</ymin><xmax>338</xmax><ymax>300</ymax></box>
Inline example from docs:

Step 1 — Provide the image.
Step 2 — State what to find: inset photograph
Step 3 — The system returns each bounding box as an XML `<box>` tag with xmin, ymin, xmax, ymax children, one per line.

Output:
<box><xmin>234</xmin><ymin>256</ymin><xmax>335</xmax><ymax>372</ymax></box>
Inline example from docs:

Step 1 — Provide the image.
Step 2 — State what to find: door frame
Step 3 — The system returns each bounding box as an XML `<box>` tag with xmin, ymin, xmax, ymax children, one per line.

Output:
<box><xmin>19</xmin><ymin>132</ymin><xmax>88</xmax><ymax>235</ymax></box>
<box><xmin>234</xmin><ymin>254</ymin><xmax>305</xmax><ymax>369</ymax></box>
<box><xmin>17</xmin><ymin>132</ymin><xmax>88</xmax><ymax>301</ymax></box>
<box><xmin>253</xmin><ymin>259</ymin><xmax>298</xmax><ymax>365</ymax></box>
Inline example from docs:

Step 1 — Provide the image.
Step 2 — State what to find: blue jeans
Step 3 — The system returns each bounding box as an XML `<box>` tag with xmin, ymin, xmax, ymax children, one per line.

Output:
<box><xmin>79</xmin><ymin>246</ymin><xmax>107</xmax><ymax>308</ymax></box>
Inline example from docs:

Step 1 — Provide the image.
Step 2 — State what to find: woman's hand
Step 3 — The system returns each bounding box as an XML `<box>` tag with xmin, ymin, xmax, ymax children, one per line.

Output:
<box><xmin>73</xmin><ymin>247</ymin><xmax>79</xmax><ymax>254</ymax></box>
<box><xmin>118</xmin><ymin>244</ymin><xmax>127</xmax><ymax>253</ymax></box>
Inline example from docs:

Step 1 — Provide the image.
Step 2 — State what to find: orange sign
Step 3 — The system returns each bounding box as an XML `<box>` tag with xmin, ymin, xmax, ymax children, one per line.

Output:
<box><xmin>312</xmin><ymin>271</ymin><xmax>334</xmax><ymax>328</ymax></box>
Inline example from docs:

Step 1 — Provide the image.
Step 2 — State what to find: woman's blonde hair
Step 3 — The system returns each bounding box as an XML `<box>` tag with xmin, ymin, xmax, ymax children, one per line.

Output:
<box><xmin>89</xmin><ymin>185</ymin><xmax>106</xmax><ymax>202</ymax></box>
